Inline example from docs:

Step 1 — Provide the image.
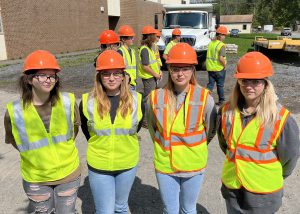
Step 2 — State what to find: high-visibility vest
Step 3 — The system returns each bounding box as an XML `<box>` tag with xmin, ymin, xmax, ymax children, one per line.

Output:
<box><xmin>118</xmin><ymin>45</ymin><xmax>137</xmax><ymax>86</ymax></box>
<box><xmin>163</xmin><ymin>40</ymin><xmax>177</xmax><ymax>55</ymax></box>
<box><xmin>206</xmin><ymin>40</ymin><xmax>227</xmax><ymax>72</ymax></box>
<box><xmin>82</xmin><ymin>91</ymin><xmax>143</xmax><ymax>170</ymax></box>
<box><xmin>138</xmin><ymin>45</ymin><xmax>160</xmax><ymax>79</ymax></box>
<box><xmin>6</xmin><ymin>93</ymin><xmax>79</xmax><ymax>182</ymax></box>
<box><xmin>149</xmin><ymin>85</ymin><xmax>210</xmax><ymax>173</ymax></box>
<box><xmin>153</xmin><ymin>43</ymin><xmax>162</xmax><ymax>67</ymax></box>
<box><xmin>221</xmin><ymin>103</ymin><xmax>290</xmax><ymax>193</ymax></box>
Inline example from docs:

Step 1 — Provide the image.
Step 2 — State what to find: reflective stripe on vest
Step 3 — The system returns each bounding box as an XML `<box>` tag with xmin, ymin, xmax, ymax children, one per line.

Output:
<box><xmin>13</xmin><ymin>93</ymin><xmax>73</xmax><ymax>152</ymax></box>
<box><xmin>206</xmin><ymin>40</ymin><xmax>226</xmax><ymax>72</ymax></box>
<box><xmin>138</xmin><ymin>45</ymin><xmax>160</xmax><ymax>79</ymax></box>
<box><xmin>221</xmin><ymin>104</ymin><xmax>290</xmax><ymax>193</ymax></box>
<box><xmin>151</xmin><ymin>85</ymin><xmax>209</xmax><ymax>172</ymax></box>
<box><xmin>86</xmin><ymin>92</ymin><xmax>138</xmax><ymax>136</ymax></box>
<box><xmin>119</xmin><ymin>46</ymin><xmax>137</xmax><ymax>86</ymax></box>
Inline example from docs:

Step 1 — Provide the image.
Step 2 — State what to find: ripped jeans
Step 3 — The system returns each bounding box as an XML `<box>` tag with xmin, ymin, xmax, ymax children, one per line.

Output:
<box><xmin>22</xmin><ymin>176</ymin><xmax>81</xmax><ymax>214</ymax></box>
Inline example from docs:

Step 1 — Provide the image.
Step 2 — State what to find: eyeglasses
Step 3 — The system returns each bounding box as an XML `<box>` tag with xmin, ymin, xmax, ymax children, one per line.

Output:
<box><xmin>100</xmin><ymin>71</ymin><xmax>124</xmax><ymax>79</ymax></box>
<box><xmin>33</xmin><ymin>74</ymin><xmax>58</xmax><ymax>83</ymax></box>
<box><xmin>156</xmin><ymin>36</ymin><xmax>160</xmax><ymax>39</ymax></box>
<box><xmin>237</xmin><ymin>79</ymin><xmax>266</xmax><ymax>87</ymax></box>
<box><xmin>170</xmin><ymin>66</ymin><xmax>193</xmax><ymax>74</ymax></box>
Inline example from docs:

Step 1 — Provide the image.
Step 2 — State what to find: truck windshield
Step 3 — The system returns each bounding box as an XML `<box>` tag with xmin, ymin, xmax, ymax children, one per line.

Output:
<box><xmin>164</xmin><ymin>13</ymin><xmax>207</xmax><ymax>29</ymax></box>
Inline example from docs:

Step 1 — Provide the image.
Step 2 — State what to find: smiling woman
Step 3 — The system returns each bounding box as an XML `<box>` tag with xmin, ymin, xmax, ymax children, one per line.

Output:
<box><xmin>79</xmin><ymin>50</ymin><xmax>144</xmax><ymax>214</ymax></box>
<box><xmin>4</xmin><ymin>50</ymin><xmax>81</xmax><ymax>214</ymax></box>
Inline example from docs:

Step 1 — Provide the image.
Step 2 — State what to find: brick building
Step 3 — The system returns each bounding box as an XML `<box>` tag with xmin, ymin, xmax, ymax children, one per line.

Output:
<box><xmin>0</xmin><ymin>0</ymin><xmax>164</xmax><ymax>60</ymax></box>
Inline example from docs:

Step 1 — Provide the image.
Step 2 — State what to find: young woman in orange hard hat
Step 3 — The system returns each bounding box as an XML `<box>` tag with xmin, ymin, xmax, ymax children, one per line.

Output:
<box><xmin>80</xmin><ymin>50</ymin><xmax>144</xmax><ymax>214</ymax></box>
<box><xmin>148</xmin><ymin>43</ymin><xmax>217</xmax><ymax>214</ymax></box>
<box><xmin>4</xmin><ymin>50</ymin><xmax>81</xmax><ymax>213</ymax></box>
<box><xmin>138</xmin><ymin>25</ymin><xmax>162</xmax><ymax>128</ymax></box>
<box><xmin>218</xmin><ymin>51</ymin><xmax>300</xmax><ymax>214</ymax></box>
<box><xmin>94</xmin><ymin>30</ymin><xmax>120</xmax><ymax>67</ymax></box>
<box><xmin>117</xmin><ymin>25</ymin><xmax>137</xmax><ymax>90</ymax></box>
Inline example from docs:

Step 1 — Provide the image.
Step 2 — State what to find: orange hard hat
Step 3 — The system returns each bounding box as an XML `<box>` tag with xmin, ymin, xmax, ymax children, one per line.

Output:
<box><xmin>118</xmin><ymin>25</ymin><xmax>135</xmax><ymax>37</ymax></box>
<box><xmin>172</xmin><ymin>28</ymin><xmax>181</xmax><ymax>36</ymax></box>
<box><xmin>234</xmin><ymin>51</ymin><xmax>273</xmax><ymax>79</ymax></box>
<box><xmin>216</xmin><ymin>26</ymin><xmax>228</xmax><ymax>35</ymax></box>
<box><xmin>99</xmin><ymin>30</ymin><xmax>120</xmax><ymax>45</ymax></box>
<box><xmin>155</xmin><ymin>29</ymin><xmax>161</xmax><ymax>37</ymax></box>
<box><xmin>96</xmin><ymin>50</ymin><xmax>125</xmax><ymax>71</ymax></box>
<box><xmin>142</xmin><ymin>26</ymin><xmax>157</xmax><ymax>35</ymax></box>
<box><xmin>166</xmin><ymin>43</ymin><xmax>198</xmax><ymax>65</ymax></box>
<box><xmin>23</xmin><ymin>50</ymin><xmax>61</xmax><ymax>73</ymax></box>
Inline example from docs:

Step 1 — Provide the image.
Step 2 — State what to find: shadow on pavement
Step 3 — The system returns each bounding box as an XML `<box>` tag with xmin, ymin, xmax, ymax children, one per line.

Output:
<box><xmin>77</xmin><ymin>176</ymin><xmax>95</xmax><ymax>214</ymax></box>
<box><xmin>77</xmin><ymin>176</ymin><xmax>210</xmax><ymax>214</ymax></box>
<box><xmin>129</xmin><ymin>176</ymin><xmax>210</xmax><ymax>214</ymax></box>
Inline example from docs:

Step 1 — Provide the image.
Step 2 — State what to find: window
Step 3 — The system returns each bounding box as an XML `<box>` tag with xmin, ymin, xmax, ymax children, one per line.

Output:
<box><xmin>243</xmin><ymin>24</ymin><xmax>247</xmax><ymax>30</ymax></box>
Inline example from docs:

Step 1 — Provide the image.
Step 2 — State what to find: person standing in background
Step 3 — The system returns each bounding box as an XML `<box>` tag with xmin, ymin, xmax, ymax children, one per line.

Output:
<box><xmin>117</xmin><ymin>25</ymin><xmax>137</xmax><ymax>90</ymax></box>
<box><xmin>206</xmin><ymin>25</ymin><xmax>228</xmax><ymax>106</ymax></box>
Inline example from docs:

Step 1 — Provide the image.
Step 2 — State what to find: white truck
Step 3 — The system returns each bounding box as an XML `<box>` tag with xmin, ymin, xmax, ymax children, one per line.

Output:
<box><xmin>156</xmin><ymin>3</ymin><xmax>216</xmax><ymax>69</ymax></box>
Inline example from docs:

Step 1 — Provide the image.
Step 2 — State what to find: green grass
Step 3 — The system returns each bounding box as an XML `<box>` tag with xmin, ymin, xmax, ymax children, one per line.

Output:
<box><xmin>225</xmin><ymin>33</ymin><xmax>278</xmax><ymax>56</ymax></box>
<box><xmin>58</xmin><ymin>51</ymin><xmax>98</xmax><ymax>68</ymax></box>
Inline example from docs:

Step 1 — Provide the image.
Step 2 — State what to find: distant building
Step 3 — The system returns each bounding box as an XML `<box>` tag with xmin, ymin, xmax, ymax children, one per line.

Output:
<box><xmin>220</xmin><ymin>14</ymin><xmax>253</xmax><ymax>34</ymax></box>
<box><xmin>0</xmin><ymin>0</ymin><xmax>164</xmax><ymax>60</ymax></box>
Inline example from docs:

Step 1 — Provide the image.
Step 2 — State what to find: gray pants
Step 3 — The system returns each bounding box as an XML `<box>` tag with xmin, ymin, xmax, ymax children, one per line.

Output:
<box><xmin>142</xmin><ymin>77</ymin><xmax>157</xmax><ymax>126</ymax></box>
<box><xmin>23</xmin><ymin>176</ymin><xmax>81</xmax><ymax>214</ymax></box>
<box><xmin>221</xmin><ymin>184</ymin><xmax>282</xmax><ymax>214</ymax></box>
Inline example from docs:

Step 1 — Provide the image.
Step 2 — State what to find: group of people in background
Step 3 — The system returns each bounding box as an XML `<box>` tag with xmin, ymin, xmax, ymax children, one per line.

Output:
<box><xmin>4</xmin><ymin>24</ymin><xmax>300</xmax><ymax>214</ymax></box>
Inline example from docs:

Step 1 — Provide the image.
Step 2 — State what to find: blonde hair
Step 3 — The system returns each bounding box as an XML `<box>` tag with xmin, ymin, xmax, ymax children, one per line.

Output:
<box><xmin>229</xmin><ymin>79</ymin><xmax>278</xmax><ymax>127</ymax></box>
<box><xmin>93</xmin><ymin>72</ymin><xmax>133</xmax><ymax>119</ymax></box>
<box><xmin>165</xmin><ymin>65</ymin><xmax>198</xmax><ymax>118</ymax></box>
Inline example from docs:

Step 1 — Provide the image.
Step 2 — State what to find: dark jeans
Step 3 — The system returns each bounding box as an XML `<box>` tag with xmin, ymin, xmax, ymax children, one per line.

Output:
<box><xmin>207</xmin><ymin>69</ymin><xmax>226</xmax><ymax>103</ymax></box>
<box><xmin>142</xmin><ymin>77</ymin><xmax>157</xmax><ymax>126</ymax></box>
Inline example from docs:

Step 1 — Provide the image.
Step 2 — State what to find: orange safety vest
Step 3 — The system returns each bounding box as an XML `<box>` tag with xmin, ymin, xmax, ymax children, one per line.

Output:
<box><xmin>150</xmin><ymin>84</ymin><xmax>210</xmax><ymax>173</ymax></box>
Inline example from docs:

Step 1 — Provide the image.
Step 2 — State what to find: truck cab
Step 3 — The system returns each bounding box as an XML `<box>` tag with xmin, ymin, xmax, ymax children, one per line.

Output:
<box><xmin>157</xmin><ymin>3</ymin><xmax>215</xmax><ymax>69</ymax></box>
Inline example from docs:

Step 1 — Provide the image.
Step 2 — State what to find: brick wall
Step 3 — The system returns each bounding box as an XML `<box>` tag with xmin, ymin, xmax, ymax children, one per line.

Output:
<box><xmin>1</xmin><ymin>0</ymin><xmax>108</xmax><ymax>59</ymax></box>
<box><xmin>0</xmin><ymin>0</ymin><xmax>164</xmax><ymax>60</ymax></box>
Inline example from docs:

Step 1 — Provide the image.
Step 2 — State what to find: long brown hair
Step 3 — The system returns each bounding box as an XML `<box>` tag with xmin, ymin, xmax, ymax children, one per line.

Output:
<box><xmin>18</xmin><ymin>70</ymin><xmax>60</xmax><ymax>108</ymax></box>
<box><xmin>165</xmin><ymin>65</ymin><xmax>198</xmax><ymax>118</ymax></box>
<box><xmin>93</xmin><ymin>72</ymin><xmax>133</xmax><ymax>119</ymax></box>
<box><xmin>141</xmin><ymin>34</ymin><xmax>156</xmax><ymax>48</ymax></box>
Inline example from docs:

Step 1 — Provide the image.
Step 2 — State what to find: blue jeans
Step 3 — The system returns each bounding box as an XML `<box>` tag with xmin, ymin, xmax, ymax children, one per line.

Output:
<box><xmin>156</xmin><ymin>172</ymin><xmax>205</xmax><ymax>214</ymax></box>
<box><xmin>88</xmin><ymin>167</ymin><xmax>137</xmax><ymax>214</ymax></box>
<box><xmin>22</xmin><ymin>176</ymin><xmax>81</xmax><ymax>214</ymax></box>
<box><xmin>207</xmin><ymin>69</ymin><xmax>226</xmax><ymax>103</ymax></box>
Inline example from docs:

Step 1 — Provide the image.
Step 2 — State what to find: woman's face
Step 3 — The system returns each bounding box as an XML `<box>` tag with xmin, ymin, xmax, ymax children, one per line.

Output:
<box><xmin>30</xmin><ymin>69</ymin><xmax>58</xmax><ymax>94</ymax></box>
<box><xmin>99</xmin><ymin>69</ymin><xmax>124</xmax><ymax>93</ymax></box>
<box><xmin>238</xmin><ymin>79</ymin><xmax>266</xmax><ymax>103</ymax></box>
<box><xmin>123</xmin><ymin>37</ymin><xmax>134</xmax><ymax>46</ymax></box>
<box><xmin>169</xmin><ymin>64</ymin><xmax>194</xmax><ymax>90</ymax></box>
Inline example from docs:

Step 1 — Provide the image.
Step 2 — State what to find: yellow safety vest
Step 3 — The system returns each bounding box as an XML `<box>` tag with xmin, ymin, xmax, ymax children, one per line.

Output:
<box><xmin>138</xmin><ymin>45</ymin><xmax>160</xmax><ymax>79</ymax></box>
<box><xmin>150</xmin><ymin>85</ymin><xmax>210</xmax><ymax>173</ymax></box>
<box><xmin>82</xmin><ymin>91</ymin><xmax>143</xmax><ymax>170</ymax></box>
<box><xmin>206</xmin><ymin>40</ymin><xmax>227</xmax><ymax>72</ymax></box>
<box><xmin>118</xmin><ymin>45</ymin><xmax>137</xmax><ymax>86</ymax></box>
<box><xmin>153</xmin><ymin>43</ymin><xmax>162</xmax><ymax>67</ymax></box>
<box><xmin>221</xmin><ymin>103</ymin><xmax>290</xmax><ymax>193</ymax></box>
<box><xmin>163</xmin><ymin>40</ymin><xmax>177</xmax><ymax>55</ymax></box>
<box><xmin>6</xmin><ymin>93</ymin><xmax>79</xmax><ymax>182</ymax></box>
